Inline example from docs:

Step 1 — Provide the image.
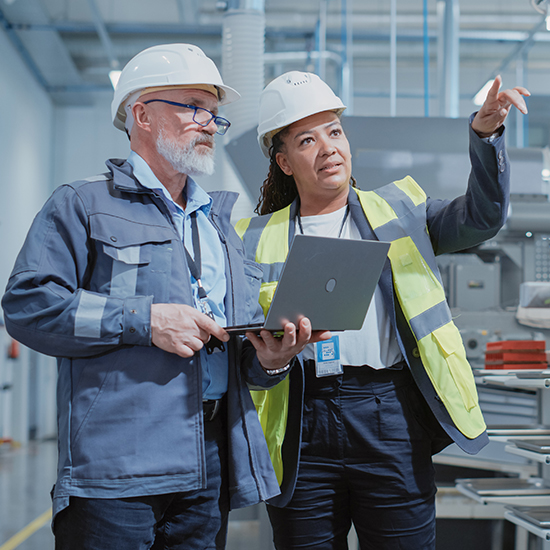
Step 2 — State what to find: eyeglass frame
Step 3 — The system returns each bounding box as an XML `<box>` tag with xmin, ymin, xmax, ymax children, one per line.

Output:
<box><xmin>142</xmin><ymin>99</ymin><xmax>231</xmax><ymax>135</ymax></box>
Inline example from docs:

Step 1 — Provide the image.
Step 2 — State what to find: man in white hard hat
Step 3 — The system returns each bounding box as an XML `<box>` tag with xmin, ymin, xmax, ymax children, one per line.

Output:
<box><xmin>1</xmin><ymin>45</ymin><xmax>322</xmax><ymax>550</ymax></box>
<box><xmin>236</xmin><ymin>71</ymin><xmax>530</xmax><ymax>549</ymax></box>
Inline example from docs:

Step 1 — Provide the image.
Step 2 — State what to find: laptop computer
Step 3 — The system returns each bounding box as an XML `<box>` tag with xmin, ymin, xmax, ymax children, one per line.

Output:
<box><xmin>226</xmin><ymin>234</ymin><xmax>390</xmax><ymax>335</ymax></box>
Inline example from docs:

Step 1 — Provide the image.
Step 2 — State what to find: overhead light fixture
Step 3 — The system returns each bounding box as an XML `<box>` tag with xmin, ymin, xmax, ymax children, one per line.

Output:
<box><xmin>473</xmin><ymin>79</ymin><xmax>495</xmax><ymax>106</ymax></box>
<box><xmin>529</xmin><ymin>0</ymin><xmax>550</xmax><ymax>30</ymax></box>
<box><xmin>531</xmin><ymin>0</ymin><xmax>549</xmax><ymax>13</ymax></box>
<box><xmin>109</xmin><ymin>70</ymin><xmax>122</xmax><ymax>89</ymax></box>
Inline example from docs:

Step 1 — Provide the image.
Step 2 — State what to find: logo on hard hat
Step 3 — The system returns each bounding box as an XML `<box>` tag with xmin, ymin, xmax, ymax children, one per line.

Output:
<box><xmin>285</xmin><ymin>73</ymin><xmax>311</xmax><ymax>87</ymax></box>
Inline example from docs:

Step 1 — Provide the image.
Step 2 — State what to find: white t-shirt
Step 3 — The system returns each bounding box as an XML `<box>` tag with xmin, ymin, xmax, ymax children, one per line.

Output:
<box><xmin>298</xmin><ymin>205</ymin><xmax>403</xmax><ymax>369</ymax></box>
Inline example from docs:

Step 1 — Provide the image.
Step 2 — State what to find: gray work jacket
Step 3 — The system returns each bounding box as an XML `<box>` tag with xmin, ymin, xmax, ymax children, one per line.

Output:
<box><xmin>1</xmin><ymin>158</ymin><xmax>283</xmax><ymax>519</ymax></box>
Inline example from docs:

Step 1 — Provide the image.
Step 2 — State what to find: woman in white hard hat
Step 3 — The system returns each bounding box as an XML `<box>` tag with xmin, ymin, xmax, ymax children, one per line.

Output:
<box><xmin>236</xmin><ymin>71</ymin><xmax>530</xmax><ymax>549</ymax></box>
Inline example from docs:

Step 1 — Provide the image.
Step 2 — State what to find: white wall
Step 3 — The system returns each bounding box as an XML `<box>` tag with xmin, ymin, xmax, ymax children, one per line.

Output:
<box><xmin>53</xmin><ymin>93</ymin><xmax>130</xmax><ymax>186</ymax></box>
<box><xmin>0</xmin><ymin>27</ymin><xmax>59</xmax><ymax>443</ymax></box>
<box><xmin>0</xmin><ymin>25</ymin><xmax>254</xmax><ymax>326</ymax></box>
<box><xmin>0</xmin><ymin>28</ymin><xmax>55</xmax><ymax>300</ymax></box>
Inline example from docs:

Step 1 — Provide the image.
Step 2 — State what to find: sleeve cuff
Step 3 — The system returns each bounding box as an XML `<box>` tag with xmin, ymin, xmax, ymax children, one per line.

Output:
<box><xmin>121</xmin><ymin>296</ymin><xmax>153</xmax><ymax>346</ymax></box>
<box><xmin>469</xmin><ymin>112</ymin><xmax>505</xmax><ymax>143</ymax></box>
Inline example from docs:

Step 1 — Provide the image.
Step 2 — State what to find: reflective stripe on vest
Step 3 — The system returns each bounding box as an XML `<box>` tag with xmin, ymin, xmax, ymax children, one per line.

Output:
<box><xmin>236</xmin><ymin>206</ymin><xmax>292</xmax><ymax>318</ymax></box>
<box><xmin>236</xmin><ymin>206</ymin><xmax>293</xmax><ymax>484</ymax></box>
<box><xmin>354</xmin><ymin>178</ymin><xmax>486</xmax><ymax>439</ymax></box>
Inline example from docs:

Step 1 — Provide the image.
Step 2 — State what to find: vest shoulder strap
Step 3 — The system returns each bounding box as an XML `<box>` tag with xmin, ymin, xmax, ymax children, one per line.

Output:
<box><xmin>238</xmin><ymin>206</ymin><xmax>292</xmax><ymax>265</ymax></box>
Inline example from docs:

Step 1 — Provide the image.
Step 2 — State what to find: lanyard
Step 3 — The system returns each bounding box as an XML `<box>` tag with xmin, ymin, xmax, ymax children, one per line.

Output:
<box><xmin>183</xmin><ymin>211</ymin><xmax>225</xmax><ymax>354</ymax></box>
<box><xmin>296</xmin><ymin>205</ymin><xmax>350</xmax><ymax>237</ymax></box>
<box><xmin>184</xmin><ymin>211</ymin><xmax>208</xmax><ymax>301</ymax></box>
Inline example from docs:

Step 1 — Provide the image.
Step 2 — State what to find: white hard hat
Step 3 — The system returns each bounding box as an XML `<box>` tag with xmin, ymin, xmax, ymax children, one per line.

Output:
<box><xmin>257</xmin><ymin>71</ymin><xmax>346</xmax><ymax>157</ymax></box>
<box><xmin>111</xmin><ymin>43</ymin><xmax>240</xmax><ymax>132</ymax></box>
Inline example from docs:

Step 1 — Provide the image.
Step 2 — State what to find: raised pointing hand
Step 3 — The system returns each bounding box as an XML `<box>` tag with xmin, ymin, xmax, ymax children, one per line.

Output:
<box><xmin>472</xmin><ymin>75</ymin><xmax>530</xmax><ymax>137</ymax></box>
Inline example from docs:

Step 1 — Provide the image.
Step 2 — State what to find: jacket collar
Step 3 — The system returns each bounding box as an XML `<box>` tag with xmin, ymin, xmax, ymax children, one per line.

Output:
<box><xmin>106</xmin><ymin>158</ymin><xmax>239</xmax><ymax>235</ymax></box>
<box><xmin>106</xmin><ymin>158</ymin><xmax>148</xmax><ymax>193</ymax></box>
<box><xmin>208</xmin><ymin>190</ymin><xmax>239</xmax><ymax>234</ymax></box>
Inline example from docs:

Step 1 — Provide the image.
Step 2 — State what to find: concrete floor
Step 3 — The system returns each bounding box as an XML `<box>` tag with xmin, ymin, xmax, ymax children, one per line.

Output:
<box><xmin>0</xmin><ymin>440</ymin><xmax>532</xmax><ymax>550</ymax></box>
<box><xmin>0</xmin><ymin>439</ymin><xmax>272</xmax><ymax>550</ymax></box>
<box><xmin>0</xmin><ymin>439</ymin><xmax>56</xmax><ymax>550</ymax></box>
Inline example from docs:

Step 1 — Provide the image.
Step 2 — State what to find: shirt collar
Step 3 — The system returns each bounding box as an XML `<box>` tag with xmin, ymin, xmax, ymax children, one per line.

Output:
<box><xmin>127</xmin><ymin>151</ymin><xmax>212</xmax><ymax>216</ymax></box>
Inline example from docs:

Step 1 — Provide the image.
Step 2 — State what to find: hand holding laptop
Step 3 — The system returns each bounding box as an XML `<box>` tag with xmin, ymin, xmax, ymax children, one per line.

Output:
<box><xmin>246</xmin><ymin>317</ymin><xmax>331</xmax><ymax>374</ymax></box>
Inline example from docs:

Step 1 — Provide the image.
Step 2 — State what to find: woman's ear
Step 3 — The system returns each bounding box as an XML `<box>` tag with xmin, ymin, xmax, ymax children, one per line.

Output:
<box><xmin>276</xmin><ymin>152</ymin><xmax>293</xmax><ymax>176</ymax></box>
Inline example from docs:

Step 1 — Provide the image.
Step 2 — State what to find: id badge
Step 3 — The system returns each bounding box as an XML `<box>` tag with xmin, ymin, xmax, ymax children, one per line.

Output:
<box><xmin>315</xmin><ymin>335</ymin><xmax>343</xmax><ymax>377</ymax></box>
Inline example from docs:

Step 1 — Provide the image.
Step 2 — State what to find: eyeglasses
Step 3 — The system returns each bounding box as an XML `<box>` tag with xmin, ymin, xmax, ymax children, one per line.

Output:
<box><xmin>143</xmin><ymin>99</ymin><xmax>231</xmax><ymax>135</ymax></box>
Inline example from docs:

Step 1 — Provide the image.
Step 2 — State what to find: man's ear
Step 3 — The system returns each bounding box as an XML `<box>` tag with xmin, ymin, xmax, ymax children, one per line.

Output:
<box><xmin>132</xmin><ymin>102</ymin><xmax>151</xmax><ymax>132</ymax></box>
<box><xmin>276</xmin><ymin>152</ymin><xmax>293</xmax><ymax>176</ymax></box>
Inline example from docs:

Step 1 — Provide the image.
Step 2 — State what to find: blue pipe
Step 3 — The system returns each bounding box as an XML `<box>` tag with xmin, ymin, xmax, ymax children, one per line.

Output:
<box><xmin>0</xmin><ymin>7</ymin><xmax>49</xmax><ymax>90</ymax></box>
<box><xmin>341</xmin><ymin>0</ymin><xmax>347</xmax><ymax>100</ymax></box>
<box><xmin>423</xmin><ymin>0</ymin><xmax>429</xmax><ymax>116</ymax></box>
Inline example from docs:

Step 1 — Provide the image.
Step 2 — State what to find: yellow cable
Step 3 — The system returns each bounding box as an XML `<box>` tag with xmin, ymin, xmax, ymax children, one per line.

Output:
<box><xmin>0</xmin><ymin>508</ymin><xmax>52</xmax><ymax>550</ymax></box>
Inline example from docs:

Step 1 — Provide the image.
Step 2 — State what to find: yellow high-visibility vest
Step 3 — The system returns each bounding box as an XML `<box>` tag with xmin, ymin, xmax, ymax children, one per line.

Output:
<box><xmin>235</xmin><ymin>177</ymin><xmax>486</xmax><ymax>485</ymax></box>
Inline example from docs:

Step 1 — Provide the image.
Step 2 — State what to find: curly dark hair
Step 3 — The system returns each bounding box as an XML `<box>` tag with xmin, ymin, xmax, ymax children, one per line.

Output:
<box><xmin>255</xmin><ymin>127</ymin><xmax>358</xmax><ymax>216</ymax></box>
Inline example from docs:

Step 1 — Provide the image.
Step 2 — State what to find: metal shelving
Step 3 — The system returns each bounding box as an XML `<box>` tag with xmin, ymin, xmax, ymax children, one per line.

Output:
<box><xmin>459</xmin><ymin>372</ymin><xmax>550</xmax><ymax>549</ymax></box>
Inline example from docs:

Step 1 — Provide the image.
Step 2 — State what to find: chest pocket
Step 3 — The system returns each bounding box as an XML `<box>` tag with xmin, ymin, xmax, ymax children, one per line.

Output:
<box><xmin>90</xmin><ymin>214</ymin><xmax>175</xmax><ymax>300</ymax></box>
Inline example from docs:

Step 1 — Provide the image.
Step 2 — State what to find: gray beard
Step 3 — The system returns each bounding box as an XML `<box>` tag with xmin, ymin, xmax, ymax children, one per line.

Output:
<box><xmin>156</xmin><ymin>130</ymin><xmax>215</xmax><ymax>176</ymax></box>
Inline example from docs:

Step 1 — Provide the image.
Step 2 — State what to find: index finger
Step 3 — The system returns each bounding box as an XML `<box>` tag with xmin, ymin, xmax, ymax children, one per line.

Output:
<box><xmin>196</xmin><ymin>313</ymin><xmax>229</xmax><ymax>343</ymax></box>
<box><xmin>485</xmin><ymin>75</ymin><xmax>502</xmax><ymax>103</ymax></box>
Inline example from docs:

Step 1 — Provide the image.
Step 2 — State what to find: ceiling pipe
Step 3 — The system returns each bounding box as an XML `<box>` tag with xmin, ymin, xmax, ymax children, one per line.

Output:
<box><xmin>85</xmin><ymin>0</ymin><xmax>120</xmax><ymax>76</ymax></box>
<box><xmin>9</xmin><ymin>20</ymin><xmax>550</xmax><ymax>44</ymax></box>
<box><xmin>0</xmin><ymin>6</ymin><xmax>49</xmax><ymax>90</ymax></box>
<box><xmin>221</xmin><ymin>0</ymin><xmax>265</xmax><ymax>139</ymax></box>
<box><xmin>437</xmin><ymin>0</ymin><xmax>460</xmax><ymax>118</ymax></box>
<box><xmin>265</xmin><ymin>50</ymin><xmax>341</xmax><ymax>65</ymax></box>
<box><xmin>177</xmin><ymin>0</ymin><xmax>198</xmax><ymax>25</ymax></box>
<box><xmin>341</xmin><ymin>0</ymin><xmax>353</xmax><ymax>114</ymax></box>
<box><xmin>390</xmin><ymin>0</ymin><xmax>397</xmax><ymax>117</ymax></box>
<box><xmin>315</xmin><ymin>0</ymin><xmax>328</xmax><ymax>81</ymax></box>
<box><xmin>423</xmin><ymin>0</ymin><xmax>430</xmax><ymax>116</ymax></box>
<box><xmin>515</xmin><ymin>53</ymin><xmax>526</xmax><ymax>149</ymax></box>
<box><xmin>474</xmin><ymin>16</ymin><xmax>545</xmax><ymax>96</ymax></box>
<box><xmin>219</xmin><ymin>0</ymin><xmax>265</xmax><ymax>207</ymax></box>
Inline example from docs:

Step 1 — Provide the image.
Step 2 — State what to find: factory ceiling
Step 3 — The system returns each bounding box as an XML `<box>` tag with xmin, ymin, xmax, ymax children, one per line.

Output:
<box><xmin>1</xmin><ymin>0</ymin><xmax>550</xmax><ymax>108</ymax></box>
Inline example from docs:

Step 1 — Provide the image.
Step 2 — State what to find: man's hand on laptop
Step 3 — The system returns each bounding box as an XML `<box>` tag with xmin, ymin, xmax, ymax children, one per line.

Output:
<box><xmin>246</xmin><ymin>317</ymin><xmax>331</xmax><ymax>374</ymax></box>
<box><xmin>151</xmin><ymin>303</ymin><xmax>229</xmax><ymax>358</ymax></box>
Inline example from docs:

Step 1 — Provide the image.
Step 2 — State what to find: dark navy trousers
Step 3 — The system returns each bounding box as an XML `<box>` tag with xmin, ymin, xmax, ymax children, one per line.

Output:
<box><xmin>268</xmin><ymin>363</ymin><xmax>438</xmax><ymax>550</ymax></box>
<box><xmin>54</xmin><ymin>408</ymin><xmax>228</xmax><ymax>550</ymax></box>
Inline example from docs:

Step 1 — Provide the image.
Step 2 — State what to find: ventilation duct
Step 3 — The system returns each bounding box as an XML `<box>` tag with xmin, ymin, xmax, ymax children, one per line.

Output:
<box><xmin>221</xmin><ymin>0</ymin><xmax>265</xmax><ymax>139</ymax></box>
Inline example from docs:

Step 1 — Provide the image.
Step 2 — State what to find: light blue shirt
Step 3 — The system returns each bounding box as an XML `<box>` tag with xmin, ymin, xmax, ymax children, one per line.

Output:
<box><xmin>128</xmin><ymin>152</ymin><xmax>228</xmax><ymax>399</ymax></box>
